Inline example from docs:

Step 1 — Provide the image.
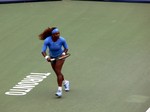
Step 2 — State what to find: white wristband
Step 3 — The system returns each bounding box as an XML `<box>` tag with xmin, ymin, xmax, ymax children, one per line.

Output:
<box><xmin>45</xmin><ymin>55</ymin><xmax>49</xmax><ymax>60</ymax></box>
<box><xmin>62</xmin><ymin>52</ymin><xmax>66</xmax><ymax>55</ymax></box>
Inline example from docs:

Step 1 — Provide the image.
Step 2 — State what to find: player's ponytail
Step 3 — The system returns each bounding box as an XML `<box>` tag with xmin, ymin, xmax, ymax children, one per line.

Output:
<box><xmin>39</xmin><ymin>27</ymin><xmax>57</xmax><ymax>40</ymax></box>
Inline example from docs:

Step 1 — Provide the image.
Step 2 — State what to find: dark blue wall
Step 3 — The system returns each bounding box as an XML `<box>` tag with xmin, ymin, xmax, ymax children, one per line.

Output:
<box><xmin>0</xmin><ymin>0</ymin><xmax>61</xmax><ymax>3</ymax></box>
<box><xmin>111</xmin><ymin>0</ymin><xmax>150</xmax><ymax>3</ymax></box>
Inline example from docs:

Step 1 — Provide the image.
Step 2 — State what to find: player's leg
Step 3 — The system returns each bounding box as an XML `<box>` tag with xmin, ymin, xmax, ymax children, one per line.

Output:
<box><xmin>54</xmin><ymin>59</ymin><xmax>69</xmax><ymax>92</ymax></box>
<box><xmin>51</xmin><ymin>59</ymin><xmax>69</xmax><ymax>97</ymax></box>
<box><xmin>51</xmin><ymin>60</ymin><xmax>65</xmax><ymax>97</ymax></box>
<box><xmin>51</xmin><ymin>60</ymin><xmax>65</xmax><ymax>86</ymax></box>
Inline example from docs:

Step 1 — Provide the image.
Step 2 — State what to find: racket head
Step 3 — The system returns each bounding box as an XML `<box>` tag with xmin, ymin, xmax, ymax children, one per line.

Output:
<box><xmin>58</xmin><ymin>53</ymin><xmax>71</xmax><ymax>60</ymax></box>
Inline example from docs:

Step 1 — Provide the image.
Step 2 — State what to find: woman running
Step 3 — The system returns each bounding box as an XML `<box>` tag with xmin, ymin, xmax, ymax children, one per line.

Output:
<box><xmin>39</xmin><ymin>27</ymin><xmax>70</xmax><ymax>97</ymax></box>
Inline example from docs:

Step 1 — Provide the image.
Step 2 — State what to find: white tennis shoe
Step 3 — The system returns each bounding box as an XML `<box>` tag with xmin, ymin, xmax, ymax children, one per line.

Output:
<box><xmin>55</xmin><ymin>90</ymin><xmax>62</xmax><ymax>97</ymax></box>
<box><xmin>64</xmin><ymin>80</ymin><xmax>70</xmax><ymax>92</ymax></box>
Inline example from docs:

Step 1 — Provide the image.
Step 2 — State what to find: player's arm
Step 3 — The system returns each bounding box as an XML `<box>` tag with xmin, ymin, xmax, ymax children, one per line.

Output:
<box><xmin>41</xmin><ymin>52</ymin><xmax>51</xmax><ymax>62</ymax></box>
<box><xmin>41</xmin><ymin>41</ymin><xmax>51</xmax><ymax>62</ymax></box>
<box><xmin>63</xmin><ymin>49</ymin><xmax>68</xmax><ymax>54</ymax></box>
<box><xmin>62</xmin><ymin>38</ymin><xmax>69</xmax><ymax>55</ymax></box>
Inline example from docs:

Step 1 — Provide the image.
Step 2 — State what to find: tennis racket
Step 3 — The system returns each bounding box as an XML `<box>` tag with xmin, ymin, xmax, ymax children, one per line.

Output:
<box><xmin>50</xmin><ymin>53</ymin><xmax>71</xmax><ymax>62</ymax></box>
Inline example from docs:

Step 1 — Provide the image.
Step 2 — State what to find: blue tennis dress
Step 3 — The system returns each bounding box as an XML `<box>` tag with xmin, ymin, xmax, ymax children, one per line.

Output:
<box><xmin>42</xmin><ymin>36</ymin><xmax>68</xmax><ymax>58</ymax></box>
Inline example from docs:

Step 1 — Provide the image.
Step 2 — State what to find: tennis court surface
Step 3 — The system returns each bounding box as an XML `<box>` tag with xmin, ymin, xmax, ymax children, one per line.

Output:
<box><xmin>0</xmin><ymin>0</ymin><xmax>150</xmax><ymax>112</ymax></box>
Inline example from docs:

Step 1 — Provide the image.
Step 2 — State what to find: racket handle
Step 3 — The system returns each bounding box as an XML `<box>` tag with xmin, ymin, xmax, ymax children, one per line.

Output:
<box><xmin>50</xmin><ymin>58</ymin><xmax>55</xmax><ymax>61</ymax></box>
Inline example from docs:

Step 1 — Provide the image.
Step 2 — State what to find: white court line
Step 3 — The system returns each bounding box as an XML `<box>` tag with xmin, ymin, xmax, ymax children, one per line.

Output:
<box><xmin>146</xmin><ymin>108</ymin><xmax>150</xmax><ymax>112</ymax></box>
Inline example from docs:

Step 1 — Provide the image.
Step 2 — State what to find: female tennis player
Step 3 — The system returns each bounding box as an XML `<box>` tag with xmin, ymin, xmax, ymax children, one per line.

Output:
<box><xmin>39</xmin><ymin>27</ymin><xmax>70</xmax><ymax>97</ymax></box>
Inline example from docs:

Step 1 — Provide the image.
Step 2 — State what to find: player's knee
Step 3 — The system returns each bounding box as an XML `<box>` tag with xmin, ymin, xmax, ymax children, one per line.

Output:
<box><xmin>55</xmin><ymin>70</ymin><xmax>62</xmax><ymax>75</ymax></box>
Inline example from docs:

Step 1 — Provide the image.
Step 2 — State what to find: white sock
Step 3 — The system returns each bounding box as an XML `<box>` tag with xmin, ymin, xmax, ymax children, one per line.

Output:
<box><xmin>58</xmin><ymin>87</ymin><xmax>62</xmax><ymax>91</ymax></box>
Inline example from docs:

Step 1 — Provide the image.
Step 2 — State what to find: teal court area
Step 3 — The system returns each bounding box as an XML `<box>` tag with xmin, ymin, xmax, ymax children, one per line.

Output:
<box><xmin>0</xmin><ymin>0</ymin><xmax>150</xmax><ymax>112</ymax></box>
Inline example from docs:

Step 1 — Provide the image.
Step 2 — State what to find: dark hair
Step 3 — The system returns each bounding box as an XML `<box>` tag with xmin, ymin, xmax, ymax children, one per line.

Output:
<box><xmin>39</xmin><ymin>27</ymin><xmax>57</xmax><ymax>40</ymax></box>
